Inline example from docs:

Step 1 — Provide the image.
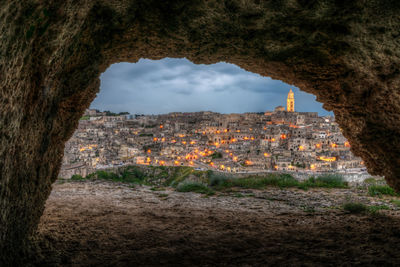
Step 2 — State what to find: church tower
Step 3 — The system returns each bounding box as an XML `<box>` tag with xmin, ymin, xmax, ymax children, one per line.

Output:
<box><xmin>287</xmin><ymin>89</ymin><xmax>295</xmax><ymax>112</ymax></box>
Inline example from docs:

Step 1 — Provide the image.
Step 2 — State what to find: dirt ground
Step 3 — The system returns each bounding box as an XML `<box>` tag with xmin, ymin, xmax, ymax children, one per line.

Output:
<box><xmin>36</xmin><ymin>180</ymin><xmax>400</xmax><ymax>266</ymax></box>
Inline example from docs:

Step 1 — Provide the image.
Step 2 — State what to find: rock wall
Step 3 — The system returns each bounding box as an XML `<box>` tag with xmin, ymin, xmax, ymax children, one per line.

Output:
<box><xmin>1</xmin><ymin>0</ymin><xmax>400</xmax><ymax>263</ymax></box>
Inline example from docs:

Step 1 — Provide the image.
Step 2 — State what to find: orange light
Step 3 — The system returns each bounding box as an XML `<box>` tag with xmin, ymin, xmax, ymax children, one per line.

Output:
<box><xmin>263</xmin><ymin>152</ymin><xmax>270</xmax><ymax>157</ymax></box>
<box><xmin>280</xmin><ymin>134</ymin><xmax>287</xmax><ymax>139</ymax></box>
<box><xmin>224</xmin><ymin>129</ymin><xmax>228</xmax><ymax>133</ymax></box>
<box><xmin>331</xmin><ymin>143</ymin><xmax>338</xmax><ymax>148</ymax></box>
<box><xmin>171</xmin><ymin>139</ymin><xmax>176</xmax><ymax>143</ymax></box>
<box><xmin>182</xmin><ymin>141</ymin><xmax>187</xmax><ymax>145</ymax></box>
<box><xmin>299</xmin><ymin>145</ymin><xmax>304</xmax><ymax>151</ymax></box>
<box><xmin>236</xmin><ymin>130</ymin><xmax>241</xmax><ymax>133</ymax></box>
<box><xmin>243</xmin><ymin>137</ymin><xmax>249</xmax><ymax>140</ymax></box>
<box><xmin>220</xmin><ymin>165</ymin><xmax>225</xmax><ymax>170</ymax></box>
<box><xmin>190</xmin><ymin>141</ymin><xmax>196</xmax><ymax>145</ymax></box>
<box><xmin>216</xmin><ymin>130</ymin><xmax>221</xmax><ymax>134</ymax></box>
<box><xmin>202</xmin><ymin>131</ymin><xmax>206</xmax><ymax>135</ymax></box>
<box><xmin>231</xmin><ymin>138</ymin><xmax>237</xmax><ymax>143</ymax></box>
<box><xmin>233</xmin><ymin>156</ymin><xmax>238</xmax><ymax>162</ymax></box>
<box><xmin>146</xmin><ymin>157</ymin><xmax>151</xmax><ymax>162</ymax></box>
<box><xmin>271</xmin><ymin>138</ymin><xmax>276</xmax><ymax>142</ymax></box>
<box><xmin>189</xmin><ymin>161</ymin><xmax>194</xmax><ymax>165</ymax></box>
<box><xmin>245</xmin><ymin>160</ymin><xmax>253</xmax><ymax>166</ymax></box>
<box><xmin>174</xmin><ymin>160</ymin><xmax>180</xmax><ymax>165</ymax></box>
<box><xmin>251</xmin><ymin>137</ymin><xmax>255</xmax><ymax>140</ymax></box>
<box><xmin>310</xmin><ymin>164</ymin><xmax>316</xmax><ymax>170</ymax></box>
<box><xmin>315</xmin><ymin>143</ymin><xmax>321</xmax><ymax>149</ymax></box>
<box><xmin>179</xmin><ymin>134</ymin><xmax>185</xmax><ymax>138</ymax></box>
<box><xmin>344</xmin><ymin>141</ymin><xmax>351</xmax><ymax>147</ymax></box>
<box><xmin>214</xmin><ymin>142</ymin><xmax>219</xmax><ymax>147</ymax></box>
<box><xmin>159</xmin><ymin>125</ymin><xmax>163</xmax><ymax>129</ymax></box>
<box><xmin>210</xmin><ymin>162</ymin><xmax>214</xmax><ymax>166</ymax></box>
<box><xmin>274</xmin><ymin>165</ymin><xmax>278</xmax><ymax>170</ymax></box>
<box><xmin>159</xmin><ymin>161</ymin><xmax>165</xmax><ymax>166</ymax></box>
<box><xmin>147</xmin><ymin>149</ymin><xmax>151</xmax><ymax>153</ymax></box>
<box><xmin>153</xmin><ymin>137</ymin><xmax>158</xmax><ymax>142</ymax></box>
<box><xmin>319</xmin><ymin>156</ymin><xmax>336</xmax><ymax>162</ymax></box>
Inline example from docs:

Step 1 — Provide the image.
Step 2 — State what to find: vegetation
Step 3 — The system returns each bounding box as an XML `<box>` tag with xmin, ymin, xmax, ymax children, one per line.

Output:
<box><xmin>343</xmin><ymin>202</ymin><xmax>390</xmax><ymax>214</ymax></box>
<box><xmin>343</xmin><ymin>202</ymin><xmax>368</xmax><ymax>214</ymax></box>
<box><xmin>85</xmin><ymin>166</ymin><xmax>147</xmax><ymax>184</ymax></box>
<box><xmin>80</xmin><ymin>115</ymin><xmax>90</xmax><ymax>120</ymax></box>
<box><xmin>208</xmin><ymin>173</ymin><xmax>347</xmax><ymax>190</ymax></box>
<box><xmin>66</xmin><ymin>166</ymin><xmax>350</xmax><ymax>195</ymax></box>
<box><xmin>176</xmin><ymin>181</ymin><xmax>215</xmax><ymax>195</ymax></box>
<box><xmin>210</xmin><ymin>152</ymin><xmax>223</xmax><ymax>159</ymax></box>
<box><xmin>71</xmin><ymin>174</ymin><xmax>84</xmax><ymax>180</ymax></box>
<box><xmin>103</xmin><ymin>111</ymin><xmax>129</xmax><ymax>116</ymax></box>
<box><xmin>391</xmin><ymin>199</ymin><xmax>400</xmax><ymax>207</ymax></box>
<box><xmin>368</xmin><ymin>185</ymin><xmax>397</xmax><ymax>197</ymax></box>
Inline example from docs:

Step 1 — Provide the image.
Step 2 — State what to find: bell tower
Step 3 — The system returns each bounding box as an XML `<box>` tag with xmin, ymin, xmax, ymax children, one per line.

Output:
<box><xmin>287</xmin><ymin>89</ymin><xmax>295</xmax><ymax>112</ymax></box>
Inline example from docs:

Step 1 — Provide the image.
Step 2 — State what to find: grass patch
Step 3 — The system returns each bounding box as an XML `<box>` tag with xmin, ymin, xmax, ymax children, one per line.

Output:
<box><xmin>158</xmin><ymin>193</ymin><xmax>169</xmax><ymax>198</ymax></box>
<box><xmin>176</xmin><ymin>181</ymin><xmax>215</xmax><ymax>195</ymax></box>
<box><xmin>232</xmin><ymin>193</ymin><xmax>245</xmax><ymax>198</ymax></box>
<box><xmin>368</xmin><ymin>185</ymin><xmax>397</xmax><ymax>197</ymax></box>
<box><xmin>368</xmin><ymin>205</ymin><xmax>390</xmax><ymax>214</ymax></box>
<box><xmin>208</xmin><ymin>173</ymin><xmax>347</xmax><ymax>190</ymax></box>
<box><xmin>343</xmin><ymin>202</ymin><xmax>390</xmax><ymax>214</ymax></box>
<box><xmin>302</xmin><ymin>174</ymin><xmax>348</xmax><ymax>189</ymax></box>
<box><xmin>86</xmin><ymin>166</ymin><xmax>148</xmax><ymax>184</ymax></box>
<box><xmin>150</xmin><ymin>187</ymin><xmax>165</xmax><ymax>191</ymax></box>
<box><xmin>343</xmin><ymin>202</ymin><xmax>368</xmax><ymax>214</ymax></box>
<box><xmin>391</xmin><ymin>199</ymin><xmax>400</xmax><ymax>207</ymax></box>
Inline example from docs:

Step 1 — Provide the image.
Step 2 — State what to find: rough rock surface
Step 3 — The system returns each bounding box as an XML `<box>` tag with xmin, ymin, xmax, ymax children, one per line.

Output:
<box><xmin>37</xmin><ymin>181</ymin><xmax>400</xmax><ymax>265</ymax></box>
<box><xmin>1</xmin><ymin>0</ymin><xmax>400</xmax><ymax>263</ymax></box>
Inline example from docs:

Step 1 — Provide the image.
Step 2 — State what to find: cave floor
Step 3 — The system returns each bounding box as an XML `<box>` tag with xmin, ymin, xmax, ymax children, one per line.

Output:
<box><xmin>36</xmin><ymin>180</ymin><xmax>400</xmax><ymax>266</ymax></box>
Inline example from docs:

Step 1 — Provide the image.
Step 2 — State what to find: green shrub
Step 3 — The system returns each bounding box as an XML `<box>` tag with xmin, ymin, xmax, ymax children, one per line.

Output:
<box><xmin>121</xmin><ymin>166</ymin><xmax>147</xmax><ymax>184</ymax></box>
<box><xmin>368</xmin><ymin>185</ymin><xmax>397</xmax><ymax>197</ymax></box>
<box><xmin>343</xmin><ymin>202</ymin><xmax>368</xmax><ymax>214</ymax></box>
<box><xmin>210</xmin><ymin>152</ymin><xmax>223</xmax><ymax>159</ymax></box>
<box><xmin>208</xmin><ymin>174</ymin><xmax>230</xmax><ymax>187</ymax></box>
<box><xmin>96</xmin><ymin>170</ymin><xmax>119</xmax><ymax>181</ymax></box>
<box><xmin>71</xmin><ymin>174</ymin><xmax>84</xmax><ymax>180</ymax></box>
<box><xmin>176</xmin><ymin>181</ymin><xmax>214</xmax><ymax>195</ymax></box>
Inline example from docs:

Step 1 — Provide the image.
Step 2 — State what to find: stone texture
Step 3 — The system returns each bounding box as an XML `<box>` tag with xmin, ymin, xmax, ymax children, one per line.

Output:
<box><xmin>0</xmin><ymin>0</ymin><xmax>400</xmax><ymax>263</ymax></box>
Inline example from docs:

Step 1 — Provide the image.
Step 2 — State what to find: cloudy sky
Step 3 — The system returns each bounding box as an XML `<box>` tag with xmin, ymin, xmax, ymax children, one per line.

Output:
<box><xmin>91</xmin><ymin>58</ymin><xmax>332</xmax><ymax>115</ymax></box>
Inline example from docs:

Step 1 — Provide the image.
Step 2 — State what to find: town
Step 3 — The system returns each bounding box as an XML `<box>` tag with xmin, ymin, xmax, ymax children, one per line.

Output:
<box><xmin>59</xmin><ymin>89</ymin><xmax>366</xmax><ymax>178</ymax></box>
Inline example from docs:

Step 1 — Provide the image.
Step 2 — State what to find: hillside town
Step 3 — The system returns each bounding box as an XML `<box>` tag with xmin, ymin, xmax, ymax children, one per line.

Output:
<box><xmin>59</xmin><ymin>89</ymin><xmax>366</xmax><ymax>178</ymax></box>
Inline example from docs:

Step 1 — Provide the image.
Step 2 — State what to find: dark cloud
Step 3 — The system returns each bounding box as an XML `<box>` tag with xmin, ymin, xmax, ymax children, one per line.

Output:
<box><xmin>91</xmin><ymin>58</ymin><xmax>332</xmax><ymax>115</ymax></box>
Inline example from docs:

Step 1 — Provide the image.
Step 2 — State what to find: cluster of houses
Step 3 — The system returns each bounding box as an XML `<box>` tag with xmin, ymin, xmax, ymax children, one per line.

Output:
<box><xmin>59</xmin><ymin>101</ymin><xmax>365</xmax><ymax>178</ymax></box>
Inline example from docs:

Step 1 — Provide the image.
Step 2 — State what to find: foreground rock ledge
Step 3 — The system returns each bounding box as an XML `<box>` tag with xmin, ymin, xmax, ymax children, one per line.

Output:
<box><xmin>1</xmin><ymin>0</ymin><xmax>400</xmax><ymax>264</ymax></box>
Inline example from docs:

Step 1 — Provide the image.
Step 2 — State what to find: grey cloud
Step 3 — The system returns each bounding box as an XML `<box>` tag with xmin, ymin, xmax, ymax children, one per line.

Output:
<box><xmin>91</xmin><ymin>58</ymin><xmax>332</xmax><ymax>116</ymax></box>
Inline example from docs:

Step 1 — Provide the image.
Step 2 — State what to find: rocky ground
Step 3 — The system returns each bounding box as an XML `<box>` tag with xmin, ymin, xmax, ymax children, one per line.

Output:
<box><xmin>36</xmin><ymin>180</ymin><xmax>400</xmax><ymax>266</ymax></box>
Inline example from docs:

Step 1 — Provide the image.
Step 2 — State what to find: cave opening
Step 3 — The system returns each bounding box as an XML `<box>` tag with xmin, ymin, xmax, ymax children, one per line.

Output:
<box><xmin>2</xmin><ymin>1</ymin><xmax>400</xmax><ymax>265</ymax></box>
<box><xmin>60</xmin><ymin>57</ymin><xmax>369</xmax><ymax>179</ymax></box>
